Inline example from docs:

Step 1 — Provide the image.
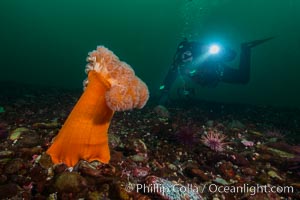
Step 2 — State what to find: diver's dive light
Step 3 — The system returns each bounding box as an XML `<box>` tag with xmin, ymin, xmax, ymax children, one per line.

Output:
<box><xmin>192</xmin><ymin>42</ymin><xmax>224</xmax><ymax>67</ymax></box>
<box><xmin>208</xmin><ymin>44</ymin><xmax>221</xmax><ymax>55</ymax></box>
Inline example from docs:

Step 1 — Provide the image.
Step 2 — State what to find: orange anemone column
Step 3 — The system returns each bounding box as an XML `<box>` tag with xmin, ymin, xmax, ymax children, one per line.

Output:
<box><xmin>46</xmin><ymin>71</ymin><xmax>114</xmax><ymax>167</ymax></box>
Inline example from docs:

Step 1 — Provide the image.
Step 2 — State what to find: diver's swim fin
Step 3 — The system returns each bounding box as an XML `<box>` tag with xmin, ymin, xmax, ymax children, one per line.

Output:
<box><xmin>245</xmin><ymin>36</ymin><xmax>275</xmax><ymax>48</ymax></box>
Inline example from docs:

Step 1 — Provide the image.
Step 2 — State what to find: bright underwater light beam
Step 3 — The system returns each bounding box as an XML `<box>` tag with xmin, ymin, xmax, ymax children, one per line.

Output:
<box><xmin>209</xmin><ymin>44</ymin><xmax>220</xmax><ymax>55</ymax></box>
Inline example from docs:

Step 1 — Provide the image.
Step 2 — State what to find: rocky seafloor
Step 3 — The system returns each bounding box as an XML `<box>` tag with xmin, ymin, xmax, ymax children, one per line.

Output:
<box><xmin>0</xmin><ymin>84</ymin><xmax>300</xmax><ymax>200</ymax></box>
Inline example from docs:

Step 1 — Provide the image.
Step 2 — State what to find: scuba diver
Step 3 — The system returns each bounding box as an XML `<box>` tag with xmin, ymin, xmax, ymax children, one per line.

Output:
<box><xmin>158</xmin><ymin>37</ymin><xmax>274</xmax><ymax>105</ymax></box>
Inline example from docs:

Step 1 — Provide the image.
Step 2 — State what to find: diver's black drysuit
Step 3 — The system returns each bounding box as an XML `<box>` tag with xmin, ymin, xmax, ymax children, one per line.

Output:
<box><xmin>158</xmin><ymin>37</ymin><xmax>273</xmax><ymax>105</ymax></box>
